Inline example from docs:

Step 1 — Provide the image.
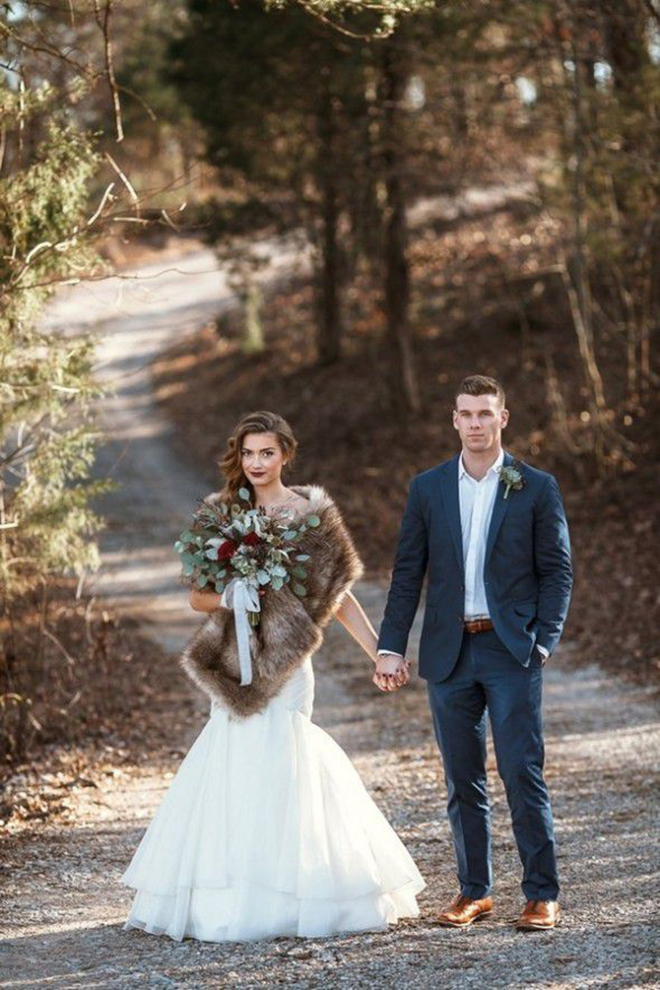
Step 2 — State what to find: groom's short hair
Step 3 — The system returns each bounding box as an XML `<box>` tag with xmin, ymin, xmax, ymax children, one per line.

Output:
<box><xmin>455</xmin><ymin>375</ymin><xmax>506</xmax><ymax>407</ymax></box>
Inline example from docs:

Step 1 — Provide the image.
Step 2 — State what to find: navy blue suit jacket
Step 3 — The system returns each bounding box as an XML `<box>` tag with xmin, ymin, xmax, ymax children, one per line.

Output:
<box><xmin>377</xmin><ymin>451</ymin><xmax>573</xmax><ymax>682</ymax></box>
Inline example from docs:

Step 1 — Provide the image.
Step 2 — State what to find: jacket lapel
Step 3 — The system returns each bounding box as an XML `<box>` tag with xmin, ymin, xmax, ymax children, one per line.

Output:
<box><xmin>485</xmin><ymin>450</ymin><xmax>513</xmax><ymax>564</ymax></box>
<box><xmin>438</xmin><ymin>455</ymin><xmax>464</xmax><ymax>573</ymax></box>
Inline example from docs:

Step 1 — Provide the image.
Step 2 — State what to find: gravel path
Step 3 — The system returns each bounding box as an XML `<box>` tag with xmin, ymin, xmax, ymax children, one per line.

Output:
<box><xmin>2</xmin><ymin>611</ymin><xmax>659</xmax><ymax>989</ymax></box>
<box><xmin>2</xmin><ymin>249</ymin><xmax>659</xmax><ymax>989</ymax></box>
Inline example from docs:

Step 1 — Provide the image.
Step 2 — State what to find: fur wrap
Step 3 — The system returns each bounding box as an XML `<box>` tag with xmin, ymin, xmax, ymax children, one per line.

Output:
<box><xmin>180</xmin><ymin>485</ymin><xmax>363</xmax><ymax>717</ymax></box>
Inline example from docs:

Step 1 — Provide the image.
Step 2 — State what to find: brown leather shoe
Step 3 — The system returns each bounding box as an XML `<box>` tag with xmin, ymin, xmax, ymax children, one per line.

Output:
<box><xmin>437</xmin><ymin>894</ymin><xmax>494</xmax><ymax>928</ymax></box>
<box><xmin>516</xmin><ymin>899</ymin><xmax>560</xmax><ymax>930</ymax></box>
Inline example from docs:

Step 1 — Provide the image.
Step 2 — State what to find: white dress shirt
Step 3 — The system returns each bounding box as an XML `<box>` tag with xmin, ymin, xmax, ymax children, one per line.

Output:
<box><xmin>459</xmin><ymin>448</ymin><xmax>504</xmax><ymax>619</ymax></box>
<box><xmin>379</xmin><ymin>449</ymin><xmax>548</xmax><ymax>659</ymax></box>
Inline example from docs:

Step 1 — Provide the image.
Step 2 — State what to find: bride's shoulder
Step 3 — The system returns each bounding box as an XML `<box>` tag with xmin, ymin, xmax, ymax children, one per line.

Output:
<box><xmin>290</xmin><ymin>486</ymin><xmax>355</xmax><ymax>533</ymax></box>
<box><xmin>290</xmin><ymin>489</ymin><xmax>313</xmax><ymax>509</ymax></box>
<box><xmin>289</xmin><ymin>483</ymin><xmax>335</xmax><ymax>515</ymax></box>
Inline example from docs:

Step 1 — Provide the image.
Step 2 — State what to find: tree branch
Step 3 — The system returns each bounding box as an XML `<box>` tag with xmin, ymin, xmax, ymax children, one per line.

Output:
<box><xmin>92</xmin><ymin>0</ymin><xmax>123</xmax><ymax>142</ymax></box>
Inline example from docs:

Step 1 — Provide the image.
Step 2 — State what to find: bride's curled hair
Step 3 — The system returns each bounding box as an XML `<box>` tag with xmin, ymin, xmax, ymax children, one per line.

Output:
<box><xmin>218</xmin><ymin>411</ymin><xmax>298</xmax><ymax>504</ymax></box>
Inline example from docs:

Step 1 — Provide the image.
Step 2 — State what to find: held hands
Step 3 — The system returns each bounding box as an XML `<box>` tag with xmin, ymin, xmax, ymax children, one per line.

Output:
<box><xmin>373</xmin><ymin>654</ymin><xmax>411</xmax><ymax>693</ymax></box>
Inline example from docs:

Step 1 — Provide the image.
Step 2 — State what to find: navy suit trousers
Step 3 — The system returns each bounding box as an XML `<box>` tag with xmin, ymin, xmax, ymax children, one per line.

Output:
<box><xmin>427</xmin><ymin>628</ymin><xmax>559</xmax><ymax>901</ymax></box>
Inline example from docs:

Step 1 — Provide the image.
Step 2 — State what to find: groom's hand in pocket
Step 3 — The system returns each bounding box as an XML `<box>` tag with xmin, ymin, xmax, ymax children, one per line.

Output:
<box><xmin>373</xmin><ymin>655</ymin><xmax>410</xmax><ymax>692</ymax></box>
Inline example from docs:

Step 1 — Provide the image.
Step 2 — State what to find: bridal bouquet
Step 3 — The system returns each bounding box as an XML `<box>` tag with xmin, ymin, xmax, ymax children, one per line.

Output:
<box><xmin>175</xmin><ymin>487</ymin><xmax>319</xmax><ymax>629</ymax></box>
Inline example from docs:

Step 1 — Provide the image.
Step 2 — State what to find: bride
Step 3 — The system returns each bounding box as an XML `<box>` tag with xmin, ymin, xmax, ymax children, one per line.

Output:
<box><xmin>121</xmin><ymin>410</ymin><xmax>425</xmax><ymax>942</ymax></box>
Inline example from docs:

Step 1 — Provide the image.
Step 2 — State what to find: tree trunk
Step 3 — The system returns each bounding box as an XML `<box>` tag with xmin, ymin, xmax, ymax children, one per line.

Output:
<box><xmin>347</xmin><ymin>65</ymin><xmax>382</xmax><ymax>268</ymax></box>
<box><xmin>566</xmin><ymin>22</ymin><xmax>610</xmax><ymax>469</ymax></box>
<box><xmin>316</xmin><ymin>71</ymin><xmax>342</xmax><ymax>366</ymax></box>
<box><xmin>241</xmin><ymin>280</ymin><xmax>265</xmax><ymax>355</ymax></box>
<box><xmin>601</xmin><ymin>0</ymin><xmax>654</xmax><ymax>394</ymax></box>
<box><xmin>601</xmin><ymin>1</ymin><xmax>650</xmax><ymax>96</ymax></box>
<box><xmin>381</xmin><ymin>36</ymin><xmax>421</xmax><ymax>415</ymax></box>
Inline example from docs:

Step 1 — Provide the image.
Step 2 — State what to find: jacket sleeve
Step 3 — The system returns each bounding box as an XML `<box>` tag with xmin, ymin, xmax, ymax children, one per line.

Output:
<box><xmin>377</xmin><ymin>477</ymin><xmax>429</xmax><ymax>657</ymax></box>
<box><xmin>533</xmin><ymin>474</ymin><xmax>573</xmax><ymax>655</ymax></box>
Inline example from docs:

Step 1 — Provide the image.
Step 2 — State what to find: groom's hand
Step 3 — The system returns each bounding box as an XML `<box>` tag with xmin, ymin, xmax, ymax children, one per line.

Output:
<box><xmin>373</xmin><ymin>655</ymin><xmax>410</xmax><ymax>692</ymax></box>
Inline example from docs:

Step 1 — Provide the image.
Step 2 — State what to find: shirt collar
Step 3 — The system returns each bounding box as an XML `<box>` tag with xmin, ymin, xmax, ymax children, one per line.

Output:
<box><xmin>459</xmin><ymin>448</ymin><xmax>505</xmax><ymax>481</ymax></box>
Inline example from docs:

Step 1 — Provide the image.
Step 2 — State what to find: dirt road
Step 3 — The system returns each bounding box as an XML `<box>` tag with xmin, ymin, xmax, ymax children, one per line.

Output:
<box><xmin>2</xmin><ymin>250</ymin><xmax>659</xmax><ymax>989</ymax></box>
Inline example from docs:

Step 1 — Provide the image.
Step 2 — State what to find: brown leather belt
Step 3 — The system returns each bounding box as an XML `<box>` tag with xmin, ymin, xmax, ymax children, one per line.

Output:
<box><xmin>464</xmin><ymin>618</ymin><xmax>494</xmax><ymax>634</ymax></box>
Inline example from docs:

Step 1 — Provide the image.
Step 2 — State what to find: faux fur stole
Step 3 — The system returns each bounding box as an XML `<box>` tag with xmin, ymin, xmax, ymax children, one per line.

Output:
<box><xmin>180</xmin><ymin>485</ymin><xmax>364</xmax><ymax>718</ymax></box>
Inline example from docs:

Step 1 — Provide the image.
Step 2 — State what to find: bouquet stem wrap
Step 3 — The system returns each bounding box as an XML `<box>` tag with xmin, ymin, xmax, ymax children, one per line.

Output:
<box><xmin>220</xmin><ymin>578</ymin><xmax>261</xmax><ymax>686</ymax></box>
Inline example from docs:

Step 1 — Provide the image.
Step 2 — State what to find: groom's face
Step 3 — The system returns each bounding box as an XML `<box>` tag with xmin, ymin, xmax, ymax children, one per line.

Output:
<box><xmin>453</xmin><ymin>393</ymin><xmax>509</xmax><ymax>454</ymax></box>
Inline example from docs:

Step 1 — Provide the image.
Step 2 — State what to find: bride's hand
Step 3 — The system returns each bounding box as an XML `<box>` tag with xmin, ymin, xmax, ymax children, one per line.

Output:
<box><xmin>373</xmin><ymin>655</ymin><xmax>410</xmax><ymax>693</ymax></box>
<box><xmin>189</xmin><ymin>588</ymin><xmax>225</xmax><ymax>613</ymax></box>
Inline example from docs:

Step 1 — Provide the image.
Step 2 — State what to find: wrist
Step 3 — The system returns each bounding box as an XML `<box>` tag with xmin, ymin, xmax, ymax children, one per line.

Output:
<box><xmin>376</xmin><ymin>654</ymin><xmax>408</xmax><ymax>668</ymax></box>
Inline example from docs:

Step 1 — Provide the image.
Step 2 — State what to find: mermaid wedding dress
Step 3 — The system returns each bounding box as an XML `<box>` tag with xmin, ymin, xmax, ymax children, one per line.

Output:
<box><xmin>121</xmin><ymin>656</ymin><xmax>425</xmax><ymax>942</ymax></box>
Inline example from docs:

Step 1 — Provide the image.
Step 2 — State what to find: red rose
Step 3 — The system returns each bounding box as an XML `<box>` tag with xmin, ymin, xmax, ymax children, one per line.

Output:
<box><xmin>242</xmin><ymin>532</ymin><xmax>262</xmax><ymax>547</ymax></box>
<box><xmin>217</xmin><ymin>539</ymin><xmax>237</xmax><ymax>560</ymax></box>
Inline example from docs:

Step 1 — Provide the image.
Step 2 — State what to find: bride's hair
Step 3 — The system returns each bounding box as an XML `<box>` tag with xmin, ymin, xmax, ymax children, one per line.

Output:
<box><xmin>218</xmin><ymin>411</ymin><xmax>298</xmax><ymax>504</ymax></box>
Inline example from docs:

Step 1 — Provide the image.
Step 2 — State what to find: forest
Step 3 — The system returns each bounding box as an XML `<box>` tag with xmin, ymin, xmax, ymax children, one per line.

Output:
<box><xmin>1</xmin><ymin>2</ymin><xmax>659</xmax><ymax>984</ymax></box>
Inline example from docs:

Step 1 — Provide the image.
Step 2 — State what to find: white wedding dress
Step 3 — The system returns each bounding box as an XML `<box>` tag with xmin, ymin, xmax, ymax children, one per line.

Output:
<box><xmin>121</xmin><ymin>656</ymin><xmax>425</xmax><ymax>942</ymax></box>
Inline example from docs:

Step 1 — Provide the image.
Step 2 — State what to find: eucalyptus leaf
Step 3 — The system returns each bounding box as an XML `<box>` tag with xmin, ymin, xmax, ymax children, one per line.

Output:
<box><xmin>295</xmin><ymin>554</ymin><xmax>310</xmax><ymax>562</ymax></box>
<box><xmin>307</xmin><ymin>515</ymin><xmax>321</xmax><ymax>528</ymax></box>
<box><xmin>272</xmin><ymin>564</ymin><xmax>287</xmax><ymax>578</ymax></box>
<box><xmin>283</xmin><ymin>530</ymin><xmax>298</xmax><ymax>541</ymax></box>
<box><xmin>183</xmin><ymin>562</ymin><xmax>194</xmax><ymax>576</ymax></box>
<box><xmin>271</xmin><ymin>576</ymin><xmax>284</xmax><ymax>591</ymax></box>
<box><xmin>174</xmin><ymin>541</ymin><xmax>184</xmax><ymax>552</ymax></box>
<box><xmin>197</xmin><ymin>574</ymin><xmax>209</xmax><ymax>588</ymax></box>
<box><xmin>292</xmin><ymin>565</ymin><xmax>307</xmax><ymax>579</ymax></box>
<box><xmin>292</xmin><ymin>583</ymin><xmax>307</xmax><ymax>597</ymax></box>
<box><xmin>214</xmin><ymin>580</ymin><xmax>226</xmax><ymax>594</ymax></box>
<box><xmin>239</xmin><ymin>487</ymin><xmax>251</xmax><ymax>502</ymax></box>
<box><xmin>257</xmin><ymin>569</ymin><xmax>270</xmax><ymax>585</ymax></box>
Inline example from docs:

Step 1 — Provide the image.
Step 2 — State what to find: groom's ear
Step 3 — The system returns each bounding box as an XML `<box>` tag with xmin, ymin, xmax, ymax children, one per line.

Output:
<box><xmin>500</xmin><ymin>407</ymin><xmax>510</xmax><ymax>429</ymax></box>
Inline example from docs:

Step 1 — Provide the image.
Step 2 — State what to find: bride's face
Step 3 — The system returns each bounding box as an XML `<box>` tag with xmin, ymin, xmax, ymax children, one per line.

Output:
<box><xmin>241</xmin><ymin>432</ymin><xmax>287</xmax><ymax>489</ymax></box>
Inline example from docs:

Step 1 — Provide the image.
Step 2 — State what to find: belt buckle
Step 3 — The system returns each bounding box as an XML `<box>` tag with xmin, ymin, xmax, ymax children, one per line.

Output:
<box><xmin>465</xmin><ymin>617</ymin><xmax>491</xmax><ymax>634</ymax></box>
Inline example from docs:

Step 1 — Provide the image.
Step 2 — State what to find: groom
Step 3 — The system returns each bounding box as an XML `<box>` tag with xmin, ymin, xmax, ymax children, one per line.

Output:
<box><xmin>376</xmin><ymin>375</ymin><xmax>572</xmax><ymax>931</ymax></box>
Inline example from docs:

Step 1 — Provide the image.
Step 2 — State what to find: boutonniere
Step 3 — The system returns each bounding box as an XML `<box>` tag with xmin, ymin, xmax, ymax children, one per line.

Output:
<box><xmin>499</xmin><ymin>461</ymin><xmax>526</xmax><ymax>500</ymax></box>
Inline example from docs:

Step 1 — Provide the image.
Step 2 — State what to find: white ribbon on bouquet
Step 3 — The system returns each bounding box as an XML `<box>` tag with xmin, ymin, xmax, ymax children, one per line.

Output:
<box><xmin>220</xmin><ymin>577</ymin><xmax>261</xmax><ymax>686</ymax></box>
